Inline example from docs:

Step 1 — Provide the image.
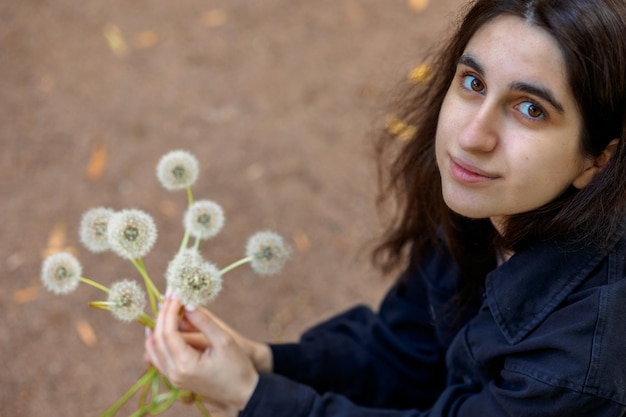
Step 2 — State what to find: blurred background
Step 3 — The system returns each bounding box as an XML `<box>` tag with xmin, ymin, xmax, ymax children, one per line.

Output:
<box><xmin>0</xmin><ymin>0</ymin><xmax>464</xmax><ymax>415</ymax></box>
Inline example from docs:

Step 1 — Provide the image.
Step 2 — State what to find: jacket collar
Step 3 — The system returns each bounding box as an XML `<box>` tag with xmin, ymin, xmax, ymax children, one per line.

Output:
<box><xmin>485</xmin><ymin>229</ymin><xmax>623</xmax><ymax>345</ymax></box>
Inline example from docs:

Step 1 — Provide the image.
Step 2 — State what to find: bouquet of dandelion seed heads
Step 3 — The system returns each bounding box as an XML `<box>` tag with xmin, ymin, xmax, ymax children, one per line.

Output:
<box><xmin>40</xmin><ymin>150</ymin><xmax>292</xmax><ymax>417</ymax></box>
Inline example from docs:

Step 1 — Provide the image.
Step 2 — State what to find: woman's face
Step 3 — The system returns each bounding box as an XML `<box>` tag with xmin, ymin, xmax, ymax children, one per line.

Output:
<box><xmin>435</xmin><ymin>15</ymin><xmax>592</xmax><ymax>231</ymax></box>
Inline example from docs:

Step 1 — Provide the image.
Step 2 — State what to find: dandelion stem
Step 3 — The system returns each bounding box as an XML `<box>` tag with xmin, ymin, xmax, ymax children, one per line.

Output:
<box><xmin>99</xmin><ymin>366</ymin><xmax>158</xmax><ymax>417</ymax></box>
<box><xmin>89</xmin><ymin>301</ymin><xmax>111</xmax><ymax>311</ymax></box>
<box><xmin>127</xmin><ymin>404</ymin><xmax>151</xmax><ymax>417</ymax></box>
<box><xmin>160</xmin><ymin>374</ymin><xmax>174</xmax><ymax>390</ymax></box>
<box><xmin>186</xmin><ymin>186</ymin><xmax>194</xmax><ymax>207</ymax></box>
<box><xmin>193</xmin><ymin>236</ymin><xmax>201</xmax><ymax>251</ymax></box>
<box><xmin>138</xmin><ymin>372</ymin><xmax>151</xmax><ymax>407</ymax></box>
<box><xmin>80</xmin><ymin>277</ymin><xmax>110</xmax><ymax>293</ymax></box>
<box><xmin>130</xmin><ymin>258</ymin><xmax>162</xmax><ymax>317</ymax></box>
<box><xmin>150</xmin><ymin>389</ymin><xmax>179</xmax><ymax>414</ymax></box>
<box><xmin>130</xmin><ymin>391</ymin><xmax>176</xmax><ymax>417</ymax></box>
<box><xmin>179</xmin><ymin>230</ymin><xmax>191</xmax><ymax>253</ymax></box>
<box><xmin>137</xmin><ymin>258</ymin><xmax>162</xmax><ymax>302</ymax></box>
<box><xmin>195</xmin><ymin>398</ymin><xmax>213</xmax><ymax>417</ymax></box>
<box><xmin>220</xmin><ymin>257</ymin><xmax>252</xmax><ymax>275</ymax></box>
<box><xmin>151</xmin><ymin>369</ymin><xmax>160</xmax><ymax>402</ymax></box>
<box><xmin>138</xmin><ymin>313</ymin><xmax>154</xmax><ymax>329</ymax></box>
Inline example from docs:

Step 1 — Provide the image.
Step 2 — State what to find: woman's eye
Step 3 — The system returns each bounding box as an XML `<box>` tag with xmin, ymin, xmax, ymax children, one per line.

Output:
<box><xmin>462</xmin><ymin>75</ymin><xmax>485</xmax><ymax>93</ymax></box>
<box><xmin>518</xmin><ymin>101</ymin><xmax>545</xmax><ymax>119</ymax></box>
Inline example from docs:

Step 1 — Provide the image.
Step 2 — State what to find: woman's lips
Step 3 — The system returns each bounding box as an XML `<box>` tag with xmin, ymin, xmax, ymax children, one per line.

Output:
<box><xmin>449</xmin><ymin>156</ymin><xmax>498</xmax><ymax>183</ymax></box>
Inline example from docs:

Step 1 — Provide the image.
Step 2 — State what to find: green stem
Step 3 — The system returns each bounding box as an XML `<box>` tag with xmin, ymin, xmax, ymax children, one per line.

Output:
<box><xmin>137</xmin><ymin>258</ymin><xmax>163</xmax><ymax>303</ymax></box>
<box><xmin>186</xmin><ymin>186</ymin><xmax>194</xmax><ymax>207</ymax></box>
<box><xmin>193</xmin><ymin>236</ymin><xmax>201</xmax><ymax>251</ymax></box>
<box><xmin>138</xmin><ymin>370</ymin><xmax>152</xmax><ymax>407</ymax></box>
<box><xmin>160</xmin><ymin>374</ymin><xmax>174</xmax><ymax>390</ymax></box>
<box><xmin>80</xmin><ymin>277</ymin><xmax>109</xmax><ymax>293</ymax></box>
<box><xmin>178</xmin><ymin>187</ymin><xmax>194</xmax><ymax>254</ymax></box>
<box><xmin>139</xmin><ymin>313</ymin><xmax>155</xmax><ymax>329</ymax></box>
<box><xmin>177</xmin><ymin>187</ymin><xmax>197</xmax><ymax>254</ymax></box>
<box><xmin>195</xmin><ymin>398</ymin><xmax>212</xmax><ymax>417</ymax></box>
<box><xmin>219</xmin><ymin>257</ymin><xmax>252</xmax><ymax>276</ymax></box>
<box><xmin>128</xmin><ymin>404</ymin><xmax>151</xmax><ymax>417</ymax></box>
<box><xmin>89</xmin><ymin>301</ymin><xmax>111</xmax><ymax>311</ymax></box>
<box><xmin>150</xmin><ymin>389</ymin><xmax>179</xmax><ymax>414</ymax></box>
<box><xmin>179</xmin><ymin>230</ymin><xmax>191</xmax><ymax>253</ymax></box>
<box><xmin>131</xmin><ymin>258</ymin><xmax>162</xmax><ymax>317</ymax></box>
<box><xmin>151</xmin><ymin>371</ymin><xmax>160</xmax><ymax>404</ymax></box>
<box><xmin>89</xmin><ymin>302</ymin><xmax>153</xmax><ymax>328</ymax></box>
<box><xmin>100</xmin><ymin>366</ymin><xmax>158</xmax><ymax>417</ymax></box>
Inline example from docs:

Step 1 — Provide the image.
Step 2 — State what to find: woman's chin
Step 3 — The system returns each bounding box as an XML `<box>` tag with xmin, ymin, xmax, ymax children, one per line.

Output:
<box><xmin>443</xmin><ymin>199</ymin><xmax>491</xmax><ymax>220</ymax></box>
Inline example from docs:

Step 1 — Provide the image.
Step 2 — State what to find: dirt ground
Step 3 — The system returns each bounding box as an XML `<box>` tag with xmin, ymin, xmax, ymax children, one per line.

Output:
<box><xmin>0</xmin><ymin>0</ymin><xmax>464</xmax><ymax>415</ymax></box>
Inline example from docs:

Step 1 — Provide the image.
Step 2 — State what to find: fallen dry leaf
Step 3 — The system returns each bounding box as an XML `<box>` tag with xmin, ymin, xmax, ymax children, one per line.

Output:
<box><xmin>292</xmin><ymin>230</ymin><xmax>311</xmax><ymax>253</ymax></box>
<box><xmin>47</xmin><ymin>222</ymin><xmax>66</xmax><ymax>249</ymax></box>
<box><xmin>133</xmin><ymin>30</ymin><xmax>159</xmax><ymax>49</ymax></box>
<box><xmin>13</xmin><ymin>286</ymin><xmax>40</xmax><ymax>304</ymax></box>
<box><xmin>202</xmin><ymin>9</ymin><xmax>228</xmax><ymax>28</ymax></box>
<box><xmin>5</xmin><ymin>252</ymin><xmax>26</xmax><ymax>272</ymax></box>
<box><xmin>41</xmin><ymin>222</ymin><xmax>76</xmax><ymax>258</ymax></box>
<box><xmin>85</xmin><ymin>143</ymin><xmax>108</xmax><ymax>181</ymax></box>
<box><xmin>76</xmin><ymin>320</ymin><xmax>98</xmax><ymax>348</ymax></box>
<box><xmin>103</xmin><ymin>23</ymin><xmax>130</xmax><ymax>57</ymax></box>
<box><xmin>408</xmin><ymin>0</ymin><xmax>429</xmax><ymax>13</ymax></box>
<box><xmin>159</xmin><ymin>199</ymin><xmax>179</xmax><ymax>218</ymax></box>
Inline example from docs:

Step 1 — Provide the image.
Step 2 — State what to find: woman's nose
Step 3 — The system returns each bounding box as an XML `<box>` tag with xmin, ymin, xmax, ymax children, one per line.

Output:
<box><xmin>457</xmin><ymin>104</ymin><xmax>499</xmax><ymax>153</ymax></box>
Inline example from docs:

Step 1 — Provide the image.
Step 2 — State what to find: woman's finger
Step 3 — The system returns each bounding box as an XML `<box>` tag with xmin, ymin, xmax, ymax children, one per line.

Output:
<box><xmin>182</xmin><ymin>332</ymin><xmax>211</xmax><ymax>350</ymax></box>
<box><xmin>152</xmin><ymin>296</ymin><xmax>189</xmax><ymax>373</ymax></box>
<box><xmin>178</xmin><ymin>314</ymin><xmax>199</xmax><ymax>332</ymax></box>
<box><xmin>160</xmin><ymin>296</ymin><xmax>204</xmax><ymax>367</ymax></box>
<box><xmin>183</xmin><ymin>307</ymin><xmax>229</xmax><ymax>347</ymax></box>
<box><xmin>197</xmin><ymin>307</ymin><xmax>236</xmax><ymax>336</ymax></box>
<box><xmin>145</xmin><ymin>328</ymin><xmax>166</xmax><ymax>373</ymax></box>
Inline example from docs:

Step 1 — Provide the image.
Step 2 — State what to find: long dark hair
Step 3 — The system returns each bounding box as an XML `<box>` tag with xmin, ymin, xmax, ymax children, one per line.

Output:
<box><xmin>373</xmin><ymin>0</ymin><xmax>626</xmax><ymax>309</ymax></box>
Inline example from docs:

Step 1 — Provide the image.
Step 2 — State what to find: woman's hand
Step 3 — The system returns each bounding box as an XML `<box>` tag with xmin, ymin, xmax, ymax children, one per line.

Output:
<box><xmin>176</xmin><ymin>306</ymin><xmax>273</xmax><ymax>373</ymax></box>
<box><xmin>144</xmin><ymin>295</ymin><xmax>261</xmax><ymax>411</ymax></box>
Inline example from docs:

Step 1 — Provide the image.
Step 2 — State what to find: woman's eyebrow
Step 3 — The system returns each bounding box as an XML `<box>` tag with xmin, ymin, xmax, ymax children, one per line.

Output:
<box><xmin>458</xmin><ymin>54</ymin><xmax>484</xmax><ymax>75</ymax></box>
<box><xmin>508</xmin><ymin>81</ymin><xmax>565</xmax><ymax>113</ymax></box>
<box><xmin>458</xmin><ymin>54</ymin><xmax>565</xmax><ymax>114</ymax></box>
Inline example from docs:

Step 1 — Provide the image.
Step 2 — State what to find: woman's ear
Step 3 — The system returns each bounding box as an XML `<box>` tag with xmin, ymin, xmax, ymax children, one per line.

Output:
<box><xmin>573</xmin><ymin>139</ymin><xmax>619</xmax><ymax>189</ymax></box>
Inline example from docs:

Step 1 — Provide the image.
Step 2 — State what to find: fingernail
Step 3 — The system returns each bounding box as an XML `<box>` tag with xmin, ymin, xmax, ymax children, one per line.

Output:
<box><xmin>145</xmin><ymin>327</ymin><xmax>151</xmax><ymax>336</ymax></box>
<box><xmin>185</xmin><ymin>304</ymin><xmax>196</xmax><ymax>313</ymax></box>
<box><xmin>165</xmin><ymin>288</ymin><xmax>172</xmax><ymax>299</ymax></box>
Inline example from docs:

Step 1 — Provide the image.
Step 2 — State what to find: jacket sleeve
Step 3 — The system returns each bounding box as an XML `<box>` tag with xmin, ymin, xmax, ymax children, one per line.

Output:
<box><xmin>268</xmin><ymin>257</ymin><xmax>448</xmax><ymax>409</ymax></box>
<box><xmin>239</xmin><ymin>371</ymin><xmax>624</xmax><ymax>417</ymax></box>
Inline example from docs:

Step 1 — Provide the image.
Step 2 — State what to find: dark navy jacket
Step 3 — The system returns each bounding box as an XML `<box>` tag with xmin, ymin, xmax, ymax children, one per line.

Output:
<box><xmin>241</xmin><ymin>229</ymin><xmax>626</xmax><ymax>416</ymax></box>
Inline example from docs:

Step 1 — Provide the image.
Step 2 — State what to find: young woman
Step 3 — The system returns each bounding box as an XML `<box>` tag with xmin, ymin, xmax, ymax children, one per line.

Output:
<box><xmin>145</xmin><ymin>0</ymin><xmax>626</xmax><ymax>415</ymax></box>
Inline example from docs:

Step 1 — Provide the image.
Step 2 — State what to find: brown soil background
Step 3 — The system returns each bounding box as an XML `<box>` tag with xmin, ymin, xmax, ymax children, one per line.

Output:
<box><xmin>1</xmin><ymin>0</ymin><xmax>464</xmax><ymax>415</ymax></box>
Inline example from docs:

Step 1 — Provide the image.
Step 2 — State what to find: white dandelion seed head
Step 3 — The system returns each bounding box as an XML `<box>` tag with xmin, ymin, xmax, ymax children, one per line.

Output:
<box><xmin>79</xmin><ymin>207</ymin><xmax>115</xmax><ymax>253</ymax></box>
<box><xmin>165</xmin><ymin>248</ymin><xmax>203</xmax><ymax>288</ymax></box>
<box><xmin>107</xmin><ymin>209</ymin><xmax>158</xmax><ymax>260</ymax></box>
<box><xmin>245</xmin><ymin>231</ymin><xmax>291</xmax><ymax>275</ymax></box>
<box><xmin>107</xmin><ymin>279</ymin><xmax>146</xmax><ymax>322</ymax></box>
<box><xmin>156</xmin><ymin>150</ymin><xmax>199</xmax><ymax>190</ymax></box>
<box><xmin>166</xmin><ymin>249</ymin><xmax>222</xmax><ymax>309</ymax></box>
<box><xmin>41</xmin><ymin>252</ymin><xmax>82</xmax><ymax>295</ymax></box>
<box><xmin>184</xmin><ymin>200</ymin><xmax>225</xmax><ymax>240</ymax></box>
